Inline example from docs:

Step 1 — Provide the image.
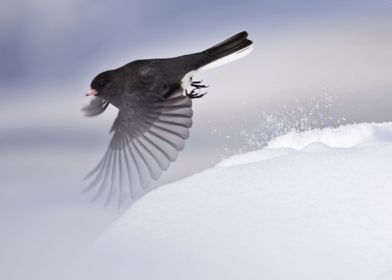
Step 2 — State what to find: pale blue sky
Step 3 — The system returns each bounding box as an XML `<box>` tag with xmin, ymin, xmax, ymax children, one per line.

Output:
<box><xmin>1</xmin><ymin>0</ymin><xmax>391</xmax><ymax>87</ymax></box>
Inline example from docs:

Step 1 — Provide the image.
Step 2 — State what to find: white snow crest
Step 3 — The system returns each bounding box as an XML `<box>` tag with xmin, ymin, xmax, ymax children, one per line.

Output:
<box><xmin>267</xmin><ymin>122</ymin><xmax>392</xmax><ymax>150</ymax></box>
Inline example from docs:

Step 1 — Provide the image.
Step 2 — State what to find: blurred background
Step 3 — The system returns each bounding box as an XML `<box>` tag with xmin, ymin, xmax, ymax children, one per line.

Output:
<box><xmin>1</xmin><ymin>0</ymin><xmax>392</xmax><ymax>279</ymax></box>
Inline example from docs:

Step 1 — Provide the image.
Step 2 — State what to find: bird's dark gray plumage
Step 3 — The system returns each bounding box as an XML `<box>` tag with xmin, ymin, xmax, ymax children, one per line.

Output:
<box><xmin>82</xmin><ymin>31</ymin><xmax>253</xmax><ymax>206</ymax></box>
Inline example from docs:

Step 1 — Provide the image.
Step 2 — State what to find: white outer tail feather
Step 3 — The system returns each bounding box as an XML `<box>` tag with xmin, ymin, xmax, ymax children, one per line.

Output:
<box><xmin>198</xmin><ymin>44</ymin><xmax>254</xmax><ymax>72</ymax></box>
<box><xmin>181</xmin><ymin>43</ymin><xmax>253</xmax><ymax>89</ymax></box>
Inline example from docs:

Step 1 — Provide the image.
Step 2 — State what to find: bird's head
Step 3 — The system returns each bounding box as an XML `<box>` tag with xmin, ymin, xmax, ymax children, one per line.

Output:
<box><xmin>87</xmin><ymin>70</ymin><xmax>121</xmax><ymax>105</ymax></box>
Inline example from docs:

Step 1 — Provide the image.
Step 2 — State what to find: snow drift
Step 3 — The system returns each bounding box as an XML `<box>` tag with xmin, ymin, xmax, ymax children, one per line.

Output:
<box><xmin>92</xmin><ymin>122</ymin><xmax>392</xmax><ymax>280</ymax></box>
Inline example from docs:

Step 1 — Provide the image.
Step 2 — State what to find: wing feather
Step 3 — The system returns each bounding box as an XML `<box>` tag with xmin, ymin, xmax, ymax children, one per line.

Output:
<box><xmin>84</xmin><ymin>88</ymin><xmax>193</xmax><ymax>206</ymax></box>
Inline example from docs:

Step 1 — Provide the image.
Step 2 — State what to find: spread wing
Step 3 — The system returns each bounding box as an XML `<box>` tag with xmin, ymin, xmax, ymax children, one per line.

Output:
<box><xmin>83</xmin><ymin>89</ymin><xmax>193</xmax><ymax>206</ymax></box>
<box><xmin>82</xmin><ymin>97</ymin><xmax>109</xmax><ymax>117</ymax></box>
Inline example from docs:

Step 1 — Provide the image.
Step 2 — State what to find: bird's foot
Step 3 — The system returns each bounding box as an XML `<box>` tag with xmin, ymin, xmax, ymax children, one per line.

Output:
<box><xmin>191</xmin><ymin>80</ymin><xmax>209</xmax><ymax>89</ymax></box>
<box><xmin>186</xmin><ymin>88</ymin><xmax>207</xmax><ymax>99</ymax></box>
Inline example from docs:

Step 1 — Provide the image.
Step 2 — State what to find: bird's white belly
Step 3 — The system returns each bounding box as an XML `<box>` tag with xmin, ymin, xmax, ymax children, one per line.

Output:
<box><xmin>180</xmin><ymin>70</ymin><xmax>195</xmax><ymax>89</ymax></box>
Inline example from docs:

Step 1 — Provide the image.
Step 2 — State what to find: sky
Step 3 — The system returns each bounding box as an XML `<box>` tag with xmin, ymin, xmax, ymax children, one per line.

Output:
<box><xmin>1</xmin><ymin>1</ymin><xmax>392</xmax><ymax>278</ymax></box>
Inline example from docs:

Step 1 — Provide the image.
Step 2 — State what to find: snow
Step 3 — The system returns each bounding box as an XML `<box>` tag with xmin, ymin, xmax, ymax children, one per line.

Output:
<box><xmin>94</xmin><ymin>122</ymin><xmax>392</xmax><ymax>280</ymax></box>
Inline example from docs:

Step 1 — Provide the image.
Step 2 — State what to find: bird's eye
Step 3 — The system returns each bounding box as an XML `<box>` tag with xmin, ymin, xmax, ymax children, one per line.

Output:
<box><xmin>99</xmin><ymin>82</ymin><xmax>106</xmax><ymax>87</ymax></box>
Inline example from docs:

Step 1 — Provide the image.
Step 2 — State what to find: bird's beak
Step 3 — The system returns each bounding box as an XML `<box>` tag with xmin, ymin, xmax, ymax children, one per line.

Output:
<box><xmin>86</xmin><ymin>89</ymin><xmax>98</xmax><ymax>96</ymax></box>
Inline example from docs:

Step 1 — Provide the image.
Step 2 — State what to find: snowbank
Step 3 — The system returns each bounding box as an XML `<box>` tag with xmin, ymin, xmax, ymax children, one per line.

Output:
<box><xmin>94</xmin><ymin>122</ymin><xmax>392</xmax><ymax>280</ymax></box>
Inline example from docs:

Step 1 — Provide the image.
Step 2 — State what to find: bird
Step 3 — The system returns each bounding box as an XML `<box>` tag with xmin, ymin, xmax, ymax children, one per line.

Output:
<box><xmin>82</xmin><ymin>31</ymin><xmax>253</xmax><ymax>206</ymax></box>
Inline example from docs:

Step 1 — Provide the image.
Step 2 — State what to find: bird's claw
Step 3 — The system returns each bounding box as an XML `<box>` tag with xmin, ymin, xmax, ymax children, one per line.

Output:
<box><xmin>187</xmin><ymin>80</ymin><xmax>208</xmax><ymax>99</ymax></box>
<box><xmin>186</xmin><ymin>89</ymin><xmax>207</xmax><ymax>99</ymax></box>
<box><xmin>191</xmin><ymin>80</ymin><xmax>203</xmax><ymax>84</ymax></box>
<box><xmin>191</xmin><ymin>81</ymin><xmax>208</xmax><ymax>89</ymax></box>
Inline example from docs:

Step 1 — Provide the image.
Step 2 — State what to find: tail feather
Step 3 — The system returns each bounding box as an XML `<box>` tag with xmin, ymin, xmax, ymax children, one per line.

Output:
<box><xmin>197</xmin><ymin>31</ymin><xmax>253</xmax><ymax>71</ymax></box>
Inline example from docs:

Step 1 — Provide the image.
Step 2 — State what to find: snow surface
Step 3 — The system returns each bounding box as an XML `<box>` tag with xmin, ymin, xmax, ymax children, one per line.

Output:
<box><xmin>93</xmin><ymin>122</ymin><xmax>392</xmax><ymax>280</ymax></box>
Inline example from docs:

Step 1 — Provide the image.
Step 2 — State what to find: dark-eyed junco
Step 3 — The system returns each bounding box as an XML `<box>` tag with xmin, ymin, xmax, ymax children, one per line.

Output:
<box><xmin>82</xmin><ymin>31</ymin><xmax>253</xmax><ymax>206</ymax></box>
